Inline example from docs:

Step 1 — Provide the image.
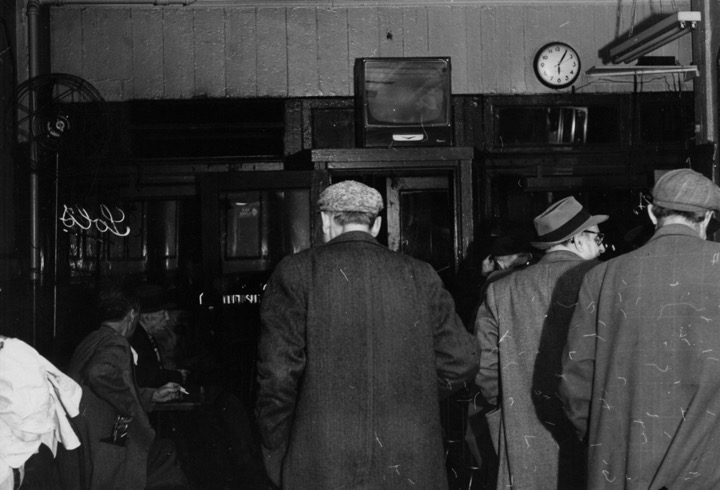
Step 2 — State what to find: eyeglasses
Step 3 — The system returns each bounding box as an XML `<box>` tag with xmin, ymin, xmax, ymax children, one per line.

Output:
<box><xmin>584</xmin><ymin>230</ymin><xmax>605</xmax><ymax>246</ymax></box>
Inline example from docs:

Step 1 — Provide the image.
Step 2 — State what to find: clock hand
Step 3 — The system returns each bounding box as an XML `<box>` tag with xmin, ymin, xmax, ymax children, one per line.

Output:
<box><xmin>557</xmin><ymin>50</ymin><xmax>568</xmax><ymax>74</ymax></box>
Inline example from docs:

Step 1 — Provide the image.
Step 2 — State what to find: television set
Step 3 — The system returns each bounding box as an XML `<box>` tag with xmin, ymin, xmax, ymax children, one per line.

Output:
<box><xmin>354</xmin><ymin>57</ymin><xmax>453</xmax><ymax>148</ymax></box>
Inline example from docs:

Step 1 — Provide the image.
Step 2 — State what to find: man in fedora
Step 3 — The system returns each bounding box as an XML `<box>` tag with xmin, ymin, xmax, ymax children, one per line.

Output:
<box><xmin>560</xmin><ymin>168</ymin><xmax>720</xmax><ymax>488</ymax></box>
<box><xmin>474</xmin><ymin>195</ymin><xmax>608</xmax><ymax>489</ymax></box>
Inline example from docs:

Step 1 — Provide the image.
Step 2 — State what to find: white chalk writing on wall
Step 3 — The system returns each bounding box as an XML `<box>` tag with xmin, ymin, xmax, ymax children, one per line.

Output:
<box><xmin>60</xmin><ymin>204</ymin><xmax>131</xmax><ymax>237</ymax></box>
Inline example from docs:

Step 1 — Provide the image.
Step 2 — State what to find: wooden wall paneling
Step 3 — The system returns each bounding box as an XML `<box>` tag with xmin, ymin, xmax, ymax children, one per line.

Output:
<box><xmin>564</xmin><ymin>4</ymin><xmax>592</xmax><ymax>93</ymax></box>
<box><xmin>450</xmin><ymin>7</ymin><xmax>469</xmax><ymax>94</ymax></box>
<box><xmin>524</xmin><ymin>6</ymin><xmax>547</xmax><ymax>94</ymax></box>
<box><xmin>590</xmin><ymin>3</ymin><xmax>615</xmax><ymax>93</ymax></box>
<box><xmin>491</xmin><ymin>6</ymin><xmax>522</xmax><ymax>94</ymax></box>
<box><xmin>348</xmin><ymin>8</ymin><xmax>379</xmax><ymax>95</ymax></box>
<box><xmin>378</xmin><ymin>7</ymin><xmax>404</xmax><ymax>57</ymax></box>
<box><xmin>194</xmin><ymin>9</ymin><xmax>226</xmax><ymax>98</ymax></box>
<box><xmin>316</xmin><ymin>8</ymin><xmax>347</xmax><ymax>96</ymax></box>
<box><xmin>132</xmin><ymin>9</ymin><xmax>164</xmax><ymax>99</ymax></box>
<box><xmin>479</xmin><ymin>6</ymin><xmax>498</xmax><ymax>93</ymax></box>
<box><xmin>427</xmin><ymin>6</ymin><xmax>468</xmax><ymax>94</ymax></box>
<box><xmin>287</xmin><ymin>8</ymin><xmax>319</xmax><ymax>97</ymax></box>
<box><xmin>226</xmin><ymin>8</ymin><xmax>257</xmax><ymax>97</ymax></box>
<box><xmin>257</xmin><ymin>8</ymin><xmax>288</xmax><ymax>96</ymax></box>
<box><xmin>465</xmin><ymin>7</ymin><xmax>482</xmax><ymax>94</ymax></box>
<box><xmin>163</xmin><ymin>9</ymin><xmax>195</xmax><ymax>98</ymax></box>
<box><xmin>82</xmin><ymin>9</ymin><xmax>131</xmax><ymax>81</ymax></box>
<box><xmin>402</xmin><ymin>7</ymin><xmax>429</xmax><ymax>57</ymax></box>
<box><xmin>50</xmin><ymin>8</ymin><xmax>83</xmax><ymax>76</ymax></box>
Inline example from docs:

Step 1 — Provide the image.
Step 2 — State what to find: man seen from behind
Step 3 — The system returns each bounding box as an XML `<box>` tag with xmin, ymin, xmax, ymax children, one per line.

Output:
<box><xmin>255</xmin><ymin>180</ymin><xmax>480</xmax><ymax>489</ymax></box>
<box><xmin>561</xmin><ymin>168</ymin><xmax>720</xmax><ymax>488</ymax></box>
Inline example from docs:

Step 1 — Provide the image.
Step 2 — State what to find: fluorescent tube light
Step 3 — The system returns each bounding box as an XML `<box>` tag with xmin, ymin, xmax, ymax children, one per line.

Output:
<box><xmin>610</xmin><ymin>11</ymin><xmax>700</xmax><ymax>64</ymax></box>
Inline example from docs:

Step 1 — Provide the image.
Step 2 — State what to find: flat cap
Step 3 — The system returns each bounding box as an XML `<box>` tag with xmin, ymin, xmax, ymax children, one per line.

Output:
<box><xmin>318</xmin><ymin>180</ymin><xmax>384</xmax><ymax>215</ymax></box>
<box><xmin>653</xmin><ymin>168</ymin><xmax>720</xmax><ymax>213</ymax></box>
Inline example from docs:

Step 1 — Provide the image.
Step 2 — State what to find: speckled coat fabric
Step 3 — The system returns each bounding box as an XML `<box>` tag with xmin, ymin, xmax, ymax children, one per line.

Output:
<box><xmin>255</xmin><ymin>231</ymin><xmax>480</xmax><ymax>489</ymax></box>
<box><xmin>561</xmin><ymin>224</ymin><xmax>720</xmax><ymax>489</ymax></box>
<box><xmin>475</xmin><ymin>250</ymin><xmax>598</xmax><ymax>489</ymax></box>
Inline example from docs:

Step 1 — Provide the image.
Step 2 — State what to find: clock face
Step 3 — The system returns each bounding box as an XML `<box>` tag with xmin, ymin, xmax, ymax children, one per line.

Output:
<box><xmin>534</xmin><ymin>42</ymin><xmax>581</xmax><ymax>89</ymax></box>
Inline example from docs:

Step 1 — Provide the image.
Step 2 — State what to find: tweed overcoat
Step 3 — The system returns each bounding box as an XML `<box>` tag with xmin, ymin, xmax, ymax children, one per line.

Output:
<box><xmin>255</xmin><ymin>231</ymin><xmax>480</xmax><ymax>489</ymax></box>
<box><xmin>561</xmin><ymin>224</ymin><xmax>720</xmax><ymax>489</ymax></box>
<box><xmin>475</xmin><ymin>250</ymin><xmax>598</xmax><ymax>489</ymax></box>
<box><xmin>65</xmin><ymin>325</ymin><xmax>156</xmax><ymax>490</ymax></box>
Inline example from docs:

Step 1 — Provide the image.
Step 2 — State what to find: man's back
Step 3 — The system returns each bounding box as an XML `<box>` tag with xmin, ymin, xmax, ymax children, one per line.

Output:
<box><xmin>563</xmin><ymin>224</ymin><xmax>720</xmax><ymax>488</ymax></box>
<box><xmin>256</xmin><ymin>230</ymin><xmax>478</xmax><ymax>489</ymax></box>
<box><xmin>476</xmin><ymin>251</ymin><xmax>597</xmax><ymax>489</ymax></box>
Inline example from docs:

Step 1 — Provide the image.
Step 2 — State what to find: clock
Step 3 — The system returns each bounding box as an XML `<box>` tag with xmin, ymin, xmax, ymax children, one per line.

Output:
<box><xmin>533</xmin><ymin>42</ymin><xmax>581</xmax><ymax>89</ymax></box>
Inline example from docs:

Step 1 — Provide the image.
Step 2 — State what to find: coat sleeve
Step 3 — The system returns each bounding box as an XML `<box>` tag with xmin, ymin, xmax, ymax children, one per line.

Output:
<box><xmin>474</xmin><ymin>283</ymin><xmax>500</xmax><ymax>406</ymax></box>
<box><xmin>425</xmin><ymin>263</ymin><xmax>480</xmax><ymax>398</ymax></box>
<box><xmin>559</xmin><ymin>270</ymin><xmax>600</xmax><ymax>441</ymax></box>
<box><xmin>255</xmin><ymin>255</ymin><xmax>307</xmax><ymax>453</ymax></box>
<box><xmin>85</xmin><ymin>342</ymin><xmax>143</xmax><ymax>419</ymax></box>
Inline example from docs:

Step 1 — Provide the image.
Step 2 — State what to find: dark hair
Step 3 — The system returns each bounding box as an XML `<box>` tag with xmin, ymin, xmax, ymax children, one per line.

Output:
<box><xmin>96</xmin><ymin>282</ymin><xmax>139</xmax><ymax>322</ymax></box>
<box><xmin>331</xmin><ymin>210</ymin><xmax>377</xmax><ymax>227</ymax></box>
<box><xmin>652</xmin><ymin>204</ymin><xmax>707</xmax><ymax>224</ymax></box>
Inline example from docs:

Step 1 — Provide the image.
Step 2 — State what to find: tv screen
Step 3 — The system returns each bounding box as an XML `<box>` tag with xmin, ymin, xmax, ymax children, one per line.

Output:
<box><xmin>355</xmin><ymin>57</ymin><xmax>452</xmax><ymax>147</ymax></box>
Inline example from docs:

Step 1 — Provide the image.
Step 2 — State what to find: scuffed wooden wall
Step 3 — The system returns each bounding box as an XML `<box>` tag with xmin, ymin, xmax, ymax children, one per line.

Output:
<box><xmin>44</xmin><ymin>1</ymin><xmax>694</xmax><ymax>101</ymax></box>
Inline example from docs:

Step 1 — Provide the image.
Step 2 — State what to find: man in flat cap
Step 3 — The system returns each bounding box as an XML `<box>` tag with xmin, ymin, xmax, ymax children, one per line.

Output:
<box><xmin>560</xmin><ymin>168</ymin><xmax>720</xmax><ymax>488</ymax></box>
<box><xmin>255</xmin><ymin>180</ymin><xmax>480</xmax><ymax>489</ymax></box>
<box><xmin>474</xmin><ymin>195</ymin><xmax>608</xmax><ymax>489</ymax></box>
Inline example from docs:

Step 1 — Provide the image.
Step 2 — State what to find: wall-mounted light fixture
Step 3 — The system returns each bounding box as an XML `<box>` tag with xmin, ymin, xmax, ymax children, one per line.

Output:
<box><xmin>610</xmin><ymin>11</ymin><xmax>701</xmax><ymax>64</ymax></box>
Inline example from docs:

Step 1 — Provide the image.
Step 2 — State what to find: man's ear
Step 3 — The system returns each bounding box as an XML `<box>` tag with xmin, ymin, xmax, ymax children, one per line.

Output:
<box><xmin>320</xmin><ymin>211</ymin><xmax>332</xmax><ymax>236</ymax></box>
<box><xmin>647</xmin><ymin>204</ymin><xmax>658</xmax><ymax>225</ymax></box>
<box><xmin>370</xmin><ymin>216</ymin><xmax>382</xmax><ymax>237</ymax></box>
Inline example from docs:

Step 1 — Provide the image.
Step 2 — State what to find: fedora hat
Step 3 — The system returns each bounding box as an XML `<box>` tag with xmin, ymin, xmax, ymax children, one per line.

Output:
<box><xmin>531</xmin><ymin>196</ymin><xmax>608</xmax><ymax>249</ymax></box>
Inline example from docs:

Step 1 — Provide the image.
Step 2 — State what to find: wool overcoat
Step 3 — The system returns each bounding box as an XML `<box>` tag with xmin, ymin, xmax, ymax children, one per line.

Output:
<box><xmin>475</xmin><ymin>250</ymin><xmax>598</xmax><ymax>489</ymax></box>
<box><xmin>561</xmin><ymin>224</ymin><xmax>720</xmax><ymax>489</ymax></box>
<box><xmin>255</xmin><ymin>231</ymin><xmax>480</xmax><ymax>489</ymax></box>
<box><xmin>65</xmin><ymin>325</ymin><xmax>156</xmax><ymax>490</ymax></box>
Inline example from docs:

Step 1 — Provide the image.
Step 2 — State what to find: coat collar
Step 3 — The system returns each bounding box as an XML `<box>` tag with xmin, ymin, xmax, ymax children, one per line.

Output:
<box><xmin>537</xmin><ymin>249</ymin><xmax>586</xmax><ymax>264</ymax></box>
<box><xmin>647</xmin><ymin>223</ymin><xmax>701</xmax><ymax>243</ymax></box>
<box><xmin>325</xmin><ymin>230</ymin><xmax>382</xmax><ymax>247</ymax></box>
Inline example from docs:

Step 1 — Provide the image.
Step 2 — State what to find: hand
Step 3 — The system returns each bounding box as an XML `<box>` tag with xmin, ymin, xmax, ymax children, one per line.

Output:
<box><xmin>152</xmin><ymin>382</ymin><xmax>182</xmax><ymax>403</ymax></box>
<box><xmin>481</xmin><ymin>255</ymin><xmax>495</xmax><ymax>276</ymax></box>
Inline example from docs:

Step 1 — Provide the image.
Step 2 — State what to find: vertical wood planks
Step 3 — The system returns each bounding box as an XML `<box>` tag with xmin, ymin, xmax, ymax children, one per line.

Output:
<box><xmin>50</xmin><ymin>8</ymin><xmax>83</xmax><ymax>76</ymax></box>
<box><xmin>256</xmin><ymin>8</ymin><xmax>288</xmax><ymax>96</ymax></box>
<box><xmin>194</xmin><ymin>9</ymin><xmax>226</xmax><ymax>98</ymax></box>
<box><xmin>317</xmin><ymin>8</ymin><xmax>348</xmax><ymax>96</ymax></box>
<box><xmin>163</xmin><ymin>9</ymin><xmax>194</xmax><ymax>98</ymax></box>
<box><xmin>402</xmin><ymin>7</ymin><xmax>428</xmax><ymax>58</ymax></box>
<box><xmin>132</xmin><ymin>9</ymin><xmax>164</xmax><ymax>99</ymax></box>
<box><xmin>348</xmin><ymin>8</ymin><xmax>379</xmax><ymax>95</ymax></box>
<box><xmin>45</xmin><ymin>2</ymin><xmax>698</xmax><ymax>101</ymax></box>
<box><xmin>226</xmin><ymin>8</ymin><xmax>257</xmax><ymax>97</ymax></box>
<box><xmin>378</xmin><ymin>7</ymin><xmax>403</xmax><ymax>58</ymax></box>
<box><xmin>428</xmin><ymin>5</ymin><xmax>469</xmax><ymax>93</ymax></box>
<box><xmin>287</xmin><ymin>8</ymin><xmax>318</xmax><ymax>97</ymax></box>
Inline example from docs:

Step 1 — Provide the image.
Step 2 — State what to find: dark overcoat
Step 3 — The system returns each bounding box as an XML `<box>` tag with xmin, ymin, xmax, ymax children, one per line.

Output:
<box><xmin>65</xmin><ymin>325</ymin><xmax>156</xmax><ymax>490</ymax></box>
<box><xmin>475</xmin><ymin>250</ymin><xmax>597</xmax><ymax>489</ymax></box>
<box><xmin>561</xmin><ymin>224</ymin><xmax>720</xmax><ymax>489</ymax></box>
<box><xmin>255</xmin><ymin>231</ymin><xmax>480</xmax><ymax>489</ymax></box>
